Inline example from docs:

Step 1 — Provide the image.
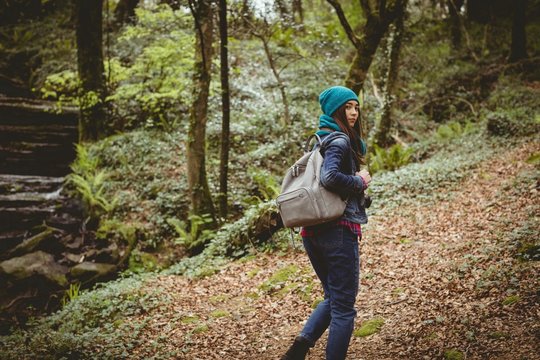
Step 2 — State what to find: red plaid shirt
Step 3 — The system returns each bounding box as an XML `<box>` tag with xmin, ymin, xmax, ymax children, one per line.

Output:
<box><xmin>300</xmin><ymin>219</ymin><xmax>361</xmax><ymax>238</ymax></box>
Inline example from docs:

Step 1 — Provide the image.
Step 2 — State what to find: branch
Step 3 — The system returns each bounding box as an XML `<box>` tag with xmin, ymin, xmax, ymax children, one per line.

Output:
<box><xmin>326</xmin><ymin>0</ymin><xmax>360</xmax><ymax>49</ymax></box>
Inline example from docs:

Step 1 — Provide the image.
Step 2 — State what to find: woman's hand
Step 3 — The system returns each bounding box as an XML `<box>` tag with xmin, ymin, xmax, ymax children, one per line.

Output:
<box><xmin>356</xmin><ymin>169</ymin><xmax>371</xmax><ymax>188</ymax></box>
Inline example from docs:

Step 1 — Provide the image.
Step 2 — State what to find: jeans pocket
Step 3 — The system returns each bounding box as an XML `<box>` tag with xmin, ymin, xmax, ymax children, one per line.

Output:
<box><xmin>317</xmin><ymin>226</ymin><xmax>344</xmax><ymax>249</ymax></box>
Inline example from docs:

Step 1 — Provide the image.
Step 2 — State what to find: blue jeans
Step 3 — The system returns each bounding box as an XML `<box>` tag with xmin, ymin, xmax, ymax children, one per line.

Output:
<box><xmin>300</xmin><ymin>225</ymin><xmax>359</xmax><ymax>360</ymax></box>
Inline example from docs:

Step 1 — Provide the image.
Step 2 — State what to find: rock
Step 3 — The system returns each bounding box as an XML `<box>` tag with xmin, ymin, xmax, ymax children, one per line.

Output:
<box><xmin>86</xmin><ymin>243</ymin><xmax>120</xmax><ymax>264</ymax></box>
<box><xmin>5</xmin><ymin>228</ymin><xmax>55</xmax><ymax>258</ymax></box>
<box><xmin>62</xmin><ymin>252</ymin><xmax>84</xmax><ymax>264</ymax></box>
<box><xmin>70</xmin><ymin>262</ymin><xmax>116</xmax><ymax>283</ymax></box>
<box><xmin>0</xmin><ymin>251</ymin><xmax>68</xmax><ymax>287</ymax></box>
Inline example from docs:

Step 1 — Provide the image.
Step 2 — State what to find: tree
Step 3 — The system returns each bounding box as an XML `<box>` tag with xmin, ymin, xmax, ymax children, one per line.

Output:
<box><xmin>218</xmin><ymin>0</ymin><xmax>230</xmax><ymax>218</ymax></box>
<box><xmin>114</xmin><ymin>0</ymin><xmax>140</xmax><ymax>27</ymax></box>
<box><xmin>74</xmin><ymin>0</ymin><xmax>108</xmax><ymax>142</ymax></box>
<box><xmin>374</xmin><ymin>6</ymin><xmax>407</xmax><ymax>148</ymax></box>
<box><xmin>326</xmin><ymin>0</ymin><xmax>408</xmax><ymax>94</ymax></box>
<box><xmin>187</xmin><ymin>0</ymin><xmax>217</xmax><ymax>224</ymax></box>
<box><xmin>447</xmin><ymin>0</ymin><xmax>464</xmax><ymax>50</ymax></box>
<box><xmin>243</xmin><ymin>16</ymin><xmax>292</xmax><ymax>127</ymax></box>
<box><xmin>508</xmin><ymin>0</ymin><xmax>528</xmax><ymax>62</ymax></box>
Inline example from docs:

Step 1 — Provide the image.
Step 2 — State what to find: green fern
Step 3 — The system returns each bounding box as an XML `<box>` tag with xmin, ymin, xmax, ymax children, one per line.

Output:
<box><xmin>67</xmin><ymin>171</ymin><xmax>115</xmax><ymax>220</ymax></box>
<box><xmin>370</xmin><ymin>143</ymin><xmax>414</xmax><ymax>174</ymax></box>
<box><xmin>167</xmin><ymin>214</ymin><xmax>214</xmax><ymax>249</ymax></box>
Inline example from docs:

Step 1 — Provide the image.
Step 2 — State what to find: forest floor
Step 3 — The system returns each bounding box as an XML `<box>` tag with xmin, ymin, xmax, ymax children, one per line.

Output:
<box><xmin>123</xmin><ymin>138</ymin><xmax>539</xmax><ymax>360</ymax></box>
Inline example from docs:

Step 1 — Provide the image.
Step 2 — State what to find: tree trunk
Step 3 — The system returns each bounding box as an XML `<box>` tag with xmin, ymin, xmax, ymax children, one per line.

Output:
<box><xmin>74</xmin><ymin>0</ymin><xmax>107</xmax><ymax>142</ymax></box>
<box><xmin>345</xmin><ymin>16</ymin><xmax>388</xmax><ymax>94</ymax></box>
<box><xmin>114</xmin><ymin>0</ymin><xmax>140</xmax><ymax>26</ymax></box>
<box><xmin>508</xmin><ymin>0</ymin><xmax>527</xmax><ymax>63</ymax></box>
<box><xmin>326</xmin><ymin>0</ymin><xmax>408</xmax><ymax>95</ymax></box>
<box><xmin>187</xmin><ymin>0</ymin><xmax>216</xmax><ymax>224</ymax></box>
<box><xmin>218</xmin><ymin>0</ymin><xmax>230</xmax><ymax>219</ymax></box>
<box><xmin>447</xmin><ymin>0</ymin><xmax>463</xmax><ymax>50</ymax></box>
<box><xmin>292</xmin><ymin>0</ymin><xmax>304</xmax><ymax>23</ymax></box>
<box><xmin>374</xmin><ymin>7</ymin><xmax>406</xmax><ymax>148</ymax></box>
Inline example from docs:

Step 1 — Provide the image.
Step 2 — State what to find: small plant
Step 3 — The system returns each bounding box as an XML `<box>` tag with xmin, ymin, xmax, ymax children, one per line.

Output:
<box><xmin>250</xmin><ymin>168</ymin><xmax>280</xmax><ymax>201</ymax></box>
<box><xmin>67</xmin><ymin>143</ymin><xmax>116</xmax><ymax>221</ymax></box>
<box><xmin>436</xmin><ymin>120</ymin><xmax>475</xmax><ymax>140</ymax></box>
<box><xmin>444</xmin><ymin>349</ymin><xmax>464</xmax><ymax>360</ymax></box>
<box><xmin>62</xmin><ymin>282</ymin><xmax>81</xmax><ymax>307</ymax></box>
<box><xmin>353</xmin><ymin>317</ymin><xmax>385</xmax><ymax>337</ymax></box>
<box><xmin>502</xmin><ymin>295</ymin><xmax>521</xmax><ymax>306</ymax></box>
<box><xmin>67</xmin><ymin>171</ymin><xmax>115</xmax><ymax>221</ymax></box>
<box><xmin>167</xmin><ymin>214</ymin><xmax>214</xmax><ymax>250</ymax></box>
<box><xmin>370</xmin><ymin>143</ymin><xmax>414</xmax><ymax>174</ymax></box>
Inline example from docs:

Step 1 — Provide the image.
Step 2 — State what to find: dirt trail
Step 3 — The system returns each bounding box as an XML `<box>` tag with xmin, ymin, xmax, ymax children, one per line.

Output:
<box><xmin>140</xmin><ymin>139</ymin><xmax>539</xmax><ymax>360</ymax></box>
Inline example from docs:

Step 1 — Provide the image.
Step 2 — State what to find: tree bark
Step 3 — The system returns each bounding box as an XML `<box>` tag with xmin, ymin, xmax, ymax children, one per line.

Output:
<box><xmin>187</xmin><ymin>0</ymin><xmax>216</xmax><ymax>224</ymax></box>
<box><xmin>508</xmin><ymin>0</ymin><xmax>527</xmax><ymax>63</ymax></box>
<box><xmin>114</xmin><ymin>0</ymin><xmax>140</xmax><ymax>26</ymax></box>
<box><xmin>327</xmin><ymin>0</ymin><xmax>408</xmax><ymax>95</ymax></box>
<box><xmin>218</xmin><ymin>0</ymin><xmax>230</xmax><ymax>219</ymax></box>
<box><xmin>260</xmin><ymin>36</ymin><xmax>291</xmax><ymax>127</ymax></box>
<box><xmin>447</xmin><ymin>0</ymin><xmax>464</xmax><ymax>50</ymax></box>
<box><xmin>374</xmin><ymin>7</ymin><xmax>406</xmax><ymax>148</ymax></box>
<box><xmin>74</xmin><ymin>0</ymin><xmax>107</xmax><ymax>142</ymax></box>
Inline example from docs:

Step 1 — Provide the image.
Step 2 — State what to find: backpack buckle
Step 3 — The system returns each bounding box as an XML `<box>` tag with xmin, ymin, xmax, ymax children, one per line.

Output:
<box><xmin>292</xmin><ymin>165</ymin><xmax>299</xmax><ymax>177</ymax></box>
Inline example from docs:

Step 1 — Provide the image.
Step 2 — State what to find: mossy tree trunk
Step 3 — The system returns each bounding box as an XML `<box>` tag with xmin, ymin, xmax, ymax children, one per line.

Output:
<box><xmin>326</xmin><ymin>0</ymin><xmax>408</xmax><ymax>95</ymax></box>
<box><xmin>374</xmin><ymin>7</ymin><xmax>406</xmax><ymax>148</ymax></box>
<box><xmin>508</xmin><ymin>0</ymin><xmax>527</xmax><ymax>63</ymax></box>
<box><xmin>187</xmin><ymin>0</ymin><xmax>217</xmax><ymax>225</ymax></box>
<box><xmin>74</xmin><ymin>0</ymin><xmax>107</xmax><ymax>142</ymax></box>
<box><xmin>218</xmin><ymin>0</ymin><xmax>230</xmax><ymax>219</ymax></box>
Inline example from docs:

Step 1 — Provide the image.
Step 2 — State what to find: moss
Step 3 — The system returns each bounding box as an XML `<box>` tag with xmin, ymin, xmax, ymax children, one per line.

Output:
<box><xmin>210</xmin><ymin>310</ymin><xmax>230</xmax><ymax>318</ymax></box>
<box><xmin>193</xmin><ymin>324</ymin><xmax>209</xmax><ymax>334</ymax></box>
<box><xmin>489</xmin><ymin>331</ymin><xmax>509</xmax><ymax>339</ymax></box>
<box><xmin>128</xmin><ymin>250</ymin><xmax>159</xmax><ymax>273</ymax></box>
<box><xmin>444</xmin><ymin>349</ymin><xmax>464</xmax><ymax>360</ymax></box>
<box><xmin>502</xmin><ymin>295</ymin><xmax>521</xmax><ymax>306</ymax></box>
<box><xmin>353</xmin><ymin>317</ymin><xmax>385</xmax><ymax>337</ymax></box>
<box><xmin>311</xmin><ymin>298</ymin><xmax>324</xmax><ymax>309</ymax></box>
<box><xmin>180</xmin><ymin>315</ymin><xmax>199</xmax><ymax>324</ymax></box>
<box><xmin>209</xmin><ymin>294</ymin><xmax>229</xmax><ymax>304</ymax></box>
<box><xmin>259</xmin><ymin>265</ymin><xmax>299</xmax><ymax>293</ymax></box>
<box><xmin>246</xmin><ymin>268</ymin><xmax>260</xmax><ymax>279</ymax></box>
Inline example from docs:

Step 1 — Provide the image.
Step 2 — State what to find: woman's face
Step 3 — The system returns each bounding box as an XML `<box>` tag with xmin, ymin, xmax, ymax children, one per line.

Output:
<box><xmin>345</xmin><ymin>101</ymin><xmax>360</xmax><ymax>127</ymax></box>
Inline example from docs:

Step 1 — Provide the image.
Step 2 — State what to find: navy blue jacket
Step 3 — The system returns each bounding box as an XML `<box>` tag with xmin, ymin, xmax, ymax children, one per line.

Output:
<box><xmin>319</xmin><ymin>132</ymin><xmax>368</xmax><ymax>225</ymax></box>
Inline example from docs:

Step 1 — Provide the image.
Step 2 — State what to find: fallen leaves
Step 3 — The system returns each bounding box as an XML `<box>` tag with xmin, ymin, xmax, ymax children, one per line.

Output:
<box><xmin>114</xmin><ymin>139</ymin><xmax>540</xmax><ymax>359</ymax></box>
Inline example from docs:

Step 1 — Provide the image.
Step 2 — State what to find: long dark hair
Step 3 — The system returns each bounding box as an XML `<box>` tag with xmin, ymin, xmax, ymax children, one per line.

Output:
<box><xmin>332</xmin><ymin>104</ymin><xmax>365</xmax><ymax>168</ymax></box>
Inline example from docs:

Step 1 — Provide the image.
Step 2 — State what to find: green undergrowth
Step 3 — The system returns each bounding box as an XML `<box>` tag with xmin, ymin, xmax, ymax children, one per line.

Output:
<box><xmin>0</xmin><ymin>275</ymin><xmax>171</xmax><ymax>359</ymax></box>
<box><xmin>368</xmin><ymin>130</ymin><xmax>497</xmax><ymax>212</ymax></box>
<box><xmin>164</xmin><ymin>201</ymin><xmax>283</xmax><ymax>279</ymax></box>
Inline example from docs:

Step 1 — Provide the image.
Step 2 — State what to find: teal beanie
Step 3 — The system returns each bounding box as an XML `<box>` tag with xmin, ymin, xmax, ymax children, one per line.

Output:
<box><xmin>319</xmin><ymin>86</ymin><xmax>359</xmax><ymax>116</ymax></box>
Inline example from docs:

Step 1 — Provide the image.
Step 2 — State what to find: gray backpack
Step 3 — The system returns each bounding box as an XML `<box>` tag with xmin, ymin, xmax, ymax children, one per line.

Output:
<box><xmin>276</xmin><ymin>133</ymin><xmax>348</xmax><ymax>228</ymax></box>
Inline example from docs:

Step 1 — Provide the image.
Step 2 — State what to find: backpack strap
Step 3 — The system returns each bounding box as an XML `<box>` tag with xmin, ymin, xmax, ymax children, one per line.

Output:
<box><xmin>303</xmin><ymin>134</ymin><xmax>323</xmax><ymax>153</ymax></box>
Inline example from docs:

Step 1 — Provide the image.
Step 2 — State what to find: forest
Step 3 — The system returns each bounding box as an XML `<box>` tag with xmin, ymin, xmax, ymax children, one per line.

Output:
<box><xmin>0</xmin><ymin>0</ymin><xmax>539</xmax><ymax>359</ymax></box>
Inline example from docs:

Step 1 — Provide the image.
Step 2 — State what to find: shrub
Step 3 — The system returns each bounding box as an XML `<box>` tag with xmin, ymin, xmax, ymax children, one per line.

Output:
<box><xmin>486</xmin><ymin>109</ymin><xmax>540</xmax><ymax>137</ymax></box>
<box><xmin>369</xmin><ymin>143</ymin><xmax>414</xmax><ymax>174</ymax></box>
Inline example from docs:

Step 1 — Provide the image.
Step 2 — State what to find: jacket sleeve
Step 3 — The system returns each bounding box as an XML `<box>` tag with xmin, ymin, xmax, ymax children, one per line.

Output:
<box><xmin>320</xmin><ymin>137</ymin><xmax>365</xmax><ymax>195</ymax></box>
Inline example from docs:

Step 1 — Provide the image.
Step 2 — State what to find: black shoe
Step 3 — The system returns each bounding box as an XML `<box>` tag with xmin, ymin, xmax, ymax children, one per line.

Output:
<box><xmin>280</xmin><ymin>336</ymin><xmax>311</xmax><ymax>360</ymax></box>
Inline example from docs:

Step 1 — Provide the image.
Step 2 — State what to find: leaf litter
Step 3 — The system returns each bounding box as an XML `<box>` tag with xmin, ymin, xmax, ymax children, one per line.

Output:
<box><xmin>131</xmin><ymin>138</ymin><xmax>539</xmax><ymax>359</ymax></box>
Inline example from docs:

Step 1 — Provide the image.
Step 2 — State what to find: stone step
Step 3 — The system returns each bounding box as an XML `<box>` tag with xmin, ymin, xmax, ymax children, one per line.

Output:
<box><xmin>0</xmin><ymin>158</ymin><xmax>73</xmax><ymax>176</ymax></box>
<box><xmin>0</xmin><ymin>174</ymin><xmax>64</xmax><ymax>195</ymax></box>
<box><xmin>0</xmin><ymin>205</ymin><xmax>57</xmax><ymax>233</ymax></box>
<box><xmin>0</xmin><ymin>96</ymin><xmax>78</xmax><ymax>126</ymax></box>
<box><xmin>0</xmin><ymin>188</ymin><xmax>63</xmax><ymax>207</ymax></box>
<box><xmin>0</xmin><ymin>124</ymin><xmax>77</xmax><ymax>144</ymax></box>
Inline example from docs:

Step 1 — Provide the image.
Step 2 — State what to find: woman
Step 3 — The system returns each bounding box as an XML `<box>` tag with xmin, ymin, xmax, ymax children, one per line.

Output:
<box><xmin>281</xmin><ymin>86</ymin><xmax>371</xmax><ymax>360</ymax></box>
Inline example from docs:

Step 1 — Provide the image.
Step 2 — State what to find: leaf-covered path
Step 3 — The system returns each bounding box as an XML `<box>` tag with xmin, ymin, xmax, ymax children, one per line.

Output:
<box><xmin>135</xmin><ymin>139</ymin><xmax>539</xmax><ymax>360</ymax></box>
